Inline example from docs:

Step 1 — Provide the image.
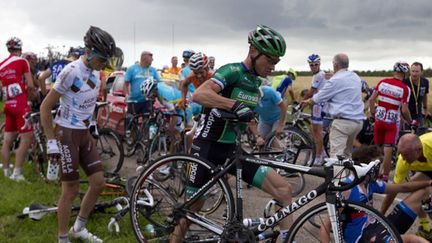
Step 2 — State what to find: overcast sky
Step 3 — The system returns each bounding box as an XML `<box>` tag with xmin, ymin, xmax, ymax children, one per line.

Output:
<box><xmin>2</xmin><ymin>0</ymin><xmax>432</xmax><ymax>72</ymax></box>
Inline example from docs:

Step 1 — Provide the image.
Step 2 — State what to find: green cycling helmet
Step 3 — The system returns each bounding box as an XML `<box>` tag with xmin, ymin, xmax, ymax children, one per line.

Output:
<box><xmin>248</xmin><ymin>25</ymin><xmax>286</xmax><ymax>57</ymax></box>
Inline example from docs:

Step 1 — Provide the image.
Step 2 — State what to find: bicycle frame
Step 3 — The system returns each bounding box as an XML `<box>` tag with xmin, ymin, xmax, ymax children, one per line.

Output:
<box><xmin>172</xmin><ymin>111</ymin><xmax>374</xmax><ymax>242</ymax></box>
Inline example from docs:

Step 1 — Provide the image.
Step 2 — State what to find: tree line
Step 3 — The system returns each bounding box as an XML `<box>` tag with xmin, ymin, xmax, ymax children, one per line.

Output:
<box><xmin>273</xmin><ymin>68</ymin><xmax>432</xmax><ymax>77</ymax></box>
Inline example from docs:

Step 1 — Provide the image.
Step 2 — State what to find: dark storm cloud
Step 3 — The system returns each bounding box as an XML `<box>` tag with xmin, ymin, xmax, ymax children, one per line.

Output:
<box><xmin>7</xmin><ymin>0</ymin><xmax>432</xmax><ymax>45</ymax></box>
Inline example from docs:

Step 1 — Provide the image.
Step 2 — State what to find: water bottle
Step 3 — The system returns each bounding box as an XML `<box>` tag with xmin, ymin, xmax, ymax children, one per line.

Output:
<box><xmin>243</xmin><ymin>217</ymin><xmax>264</xmax><ymax>228</ymax></box>
<box><xmin>46</xmin><ymin>160</ymin><xmax>59</xmax><ymax>181</ymax></box>
<box><xmin>149</xmin><ymin>124</ymin><xmax>157</xmax><ymax>140</ymax></box>
<box><xmin>257</xmin><ymin>231</ymin><xmax>279</xmax><ymax>241</ymax></box>
<box><xmin>144</xmin><ymin>224</ymin><xmax>156</xmax><ymax>238</ymax></box>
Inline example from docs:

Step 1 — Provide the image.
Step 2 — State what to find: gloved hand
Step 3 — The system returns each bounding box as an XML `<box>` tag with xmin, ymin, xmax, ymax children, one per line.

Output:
<box><xmin>47</xmin><ymin>139</ymin><xmax>61</xmax><ymax>163</ymax></box>
<box><xmin>178</xmin><ymin>98</ymin><xmax>187</xmax><ymax>110</ymax></box>
<box><xmin>410</xmin><ymin>120</ymin><xmax>420</xmax><ymax>130</ymax></box>
<box><xmin>89</xmin><ymin>121</ymin><xmax>99</xmax><ymax>139</ymax></box>
<box><xmin>231</xmin><ymin>101</ymin><xmax>255</xmax><ymax>122</ymax></box>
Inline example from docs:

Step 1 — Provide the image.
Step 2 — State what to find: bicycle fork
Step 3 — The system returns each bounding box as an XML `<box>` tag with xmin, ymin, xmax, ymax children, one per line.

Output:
<box><xmin>325</xmin><ymin>192</ymin><xmax>344</xmax><ymax>243</ymax></box>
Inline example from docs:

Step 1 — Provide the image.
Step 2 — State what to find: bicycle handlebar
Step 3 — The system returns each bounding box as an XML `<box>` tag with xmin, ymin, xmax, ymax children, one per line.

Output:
<box><xmin>324</xmin><ymin>158</ymin><xmax>381</xmax><ymax>191</ymax></box>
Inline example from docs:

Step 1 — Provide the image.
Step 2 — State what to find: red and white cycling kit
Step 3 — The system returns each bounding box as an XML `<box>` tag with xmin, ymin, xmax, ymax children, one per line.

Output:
<box><xmin>0</xmin><ymin>54</ymin><xmax>32</xmax><ymax>133</ymax></box>
<box><xmin>373</xmin><ymin>78</ymin><xmax>410</xmax><ymax>145</ymax></box>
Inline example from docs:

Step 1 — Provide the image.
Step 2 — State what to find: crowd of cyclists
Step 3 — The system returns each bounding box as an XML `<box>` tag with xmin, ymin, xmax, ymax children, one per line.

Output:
<box><xmin>1</xmin><ymin>24</ymin><xmax>432</xmax><ymax>242</ymax></box>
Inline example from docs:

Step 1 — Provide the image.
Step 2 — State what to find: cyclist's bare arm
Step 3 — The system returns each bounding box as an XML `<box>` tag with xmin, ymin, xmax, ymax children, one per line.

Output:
<box><xmin>276</xmin><ymin>101</ymin><xmax>287</xmax><ymax>134</ymax></box>
<box><xmin>381</xmin><ymin>192</ymin><xmax>397</xmax><ymax>214</ymax></box>
<box><xmin>401</xmin><ymin>103</ymin><xmax>412</xmax><ymax>123</ymax></box>
<box><xmin>38</xmin><ymin>69</ymin><xmax>51</xmax><ymax>95</ymax></box>
<box><xmin>384</xmin><ymin>180</ymin><xmax>432</xmax><ymax>194</ymax></box>
<box><xmin>302</xmin><ymin>87</ymin><xmax>317</xmax><ymax>100</ymax></box>
<box><xmin>40</xmin><ymin>89</ymin><xmax>61</xmax><ymax>139</ymax></box>
<box><xmin>24</xmin><ymin>71</ymin><xmax>34</xmax><ymax>89</ymax></box>
<box><xmin>287</xmin><ymin>86</ymin><xmax>295</xmax><ymax>102</ymax></box>
<box><xmin>368</xmin><ymin>90</ymin><xmax>378</xmax><ymax>115</ymax></box>
<box><xmin>123</xmin><ymin>80</ymin><xmax>130</xmax><ymax>100</ymax></box>
<box><xmin>192</xmin><ymin>80</ymin><xmax>235</xmax><ymax>110</ymax></box>
<box><xmin>180</xmin><ymin>76</ymin><xmax>191</xmax><ymax>101</ymax></box>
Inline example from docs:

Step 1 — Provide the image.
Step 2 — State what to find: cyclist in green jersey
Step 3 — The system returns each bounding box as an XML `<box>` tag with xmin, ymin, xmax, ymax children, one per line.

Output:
<box><xmin>170</xmin><ymin>25</ymin><xmax>292</xmax><ymax>242</ymax></box>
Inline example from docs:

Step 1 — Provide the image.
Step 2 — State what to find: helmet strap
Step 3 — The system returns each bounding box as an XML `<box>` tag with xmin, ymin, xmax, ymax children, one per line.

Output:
<box><xmin>250</xmin><ymin>53</ymin><xmax>263</xmax><ymax>76</ymax></box>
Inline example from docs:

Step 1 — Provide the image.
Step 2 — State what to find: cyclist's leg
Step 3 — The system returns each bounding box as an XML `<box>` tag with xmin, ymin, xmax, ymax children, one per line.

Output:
<box><xmin>171</xmin><ymin>140</ymin><xmax>227</xmax><ymax>242</ymax></box>
<box><xmin>14</xmin><ymin>107</ymin><xmax>33</xmax><ymax>171</ymax></box>
<box><xmin>311</xmin><ymin>104</ymin><xmax>324</xmax><ymax>160</ymax></box>
<box><xmin>260</xmin><ymin>169</ymin><xmax>293</xmax><ymax>231</ymax></box>
<box><xmin>77</xmin><ymin>131</ymin><xmax>105</xmax><ymax>220</ymax></box>
<box><xmin>382</xmin><ymin>123</ymin><xmax>398</xmax><ymax>178</ymax></box>
<box><xmin>55</xmin><ymin>126</ymin><xmax>81</xmax><ymax>236</ymax></box>
<box><xmin>2</xmin><ymin>107</ymin><xmax>18</xmax><ymax>174</ymax></box>
<box><xmin>239</xmin><ymin>161</ymin><xmax>292</xmax><ymax>239</ymax></box>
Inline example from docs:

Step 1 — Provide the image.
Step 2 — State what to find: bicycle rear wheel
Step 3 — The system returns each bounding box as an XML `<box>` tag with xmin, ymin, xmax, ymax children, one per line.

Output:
<box><xmin>96</xmin><ymin>128</ymin><xmax>124</xmax><ymax>176</ymax></box>
<box><xmin>130</xmin><ymin>154</ymin><xmax>235</xmax><ymax>243</ymax></box>
<box><xmin>286</xmin><ymin>201</ymin><xmax>402</xmax><ymax>243</ymax></box>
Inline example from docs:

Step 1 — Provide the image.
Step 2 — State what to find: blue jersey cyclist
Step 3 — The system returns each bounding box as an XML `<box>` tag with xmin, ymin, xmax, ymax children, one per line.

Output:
<box><xmin>123</xmin><ymin>51</ymin><xmax>161</xmax><ymax>115</ymax></box>
<box><xmin>140</xmin><ymin>78</ymin><xmax>192</xmax><ymax>138</ymax></box>
<box><xmin>253</xmin><ymin>85</ymin><xmax>287</xmax><ymax>147</ymax></box>
<box><xmin>320</xmin><ymin>145</ymin><xmax>431</xmax><ymax>243</ymax></box>
<box><xmin>271</xmin><ymin>67</ymin><xmax>297</xmax><ymax>103</ymax></box>
<box><xmin>170</xmin><ymin>25</ymin><xmax>294</xmax><ymax>242</ymax></box>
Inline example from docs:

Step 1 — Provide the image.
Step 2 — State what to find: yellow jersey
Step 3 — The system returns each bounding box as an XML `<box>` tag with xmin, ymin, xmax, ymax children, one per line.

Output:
<box><xmin>393</xmin><ymin>132</ymin><xmax>432</xmax><ymax>184</ymax></box>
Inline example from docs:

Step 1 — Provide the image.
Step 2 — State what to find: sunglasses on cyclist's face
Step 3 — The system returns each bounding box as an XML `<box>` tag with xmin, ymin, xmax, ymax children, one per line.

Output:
<box><xmin>263</xmin><ymin>54</ymin><xmax>280</xmax><ymax>65</ymax></box>
<box><xmin>309</xmin><ymin>63</ymin><xmax>320</xmax><ymax>67</ymax></box>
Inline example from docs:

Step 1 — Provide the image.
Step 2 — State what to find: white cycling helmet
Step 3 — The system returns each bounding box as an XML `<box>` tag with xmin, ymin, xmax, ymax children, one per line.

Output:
<box><xmin>189</xmin><ymin>52</ymin><xmax>208</xmax><ymax>71</ymax></box>
<box><xmin>140</xmin><ymin>77</ymin><xmax>157</xmax><ymax>97</ymax></box>
<box><xmin>393</xmin><ymin>61</ymin><xmax>410</xmax><ymax>73</ymax></box>
<box><xmin>307</xmin><ymin>54</ymin><xmax>321</xmax><ymax>64</ymax></box>
<box><xmin>6</xmin><ymin>37</ymin><xmax>22</xmax><ymax>50</ymax></box>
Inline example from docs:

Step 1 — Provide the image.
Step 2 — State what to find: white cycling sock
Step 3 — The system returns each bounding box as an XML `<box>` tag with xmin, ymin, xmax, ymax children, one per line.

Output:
<box><xmin>73</xmin><ymin>216</ymin><xmax>87</xmax><ymax>232</ymax></box>
<box><xmin>58</xmin><ymin>234</ymin><xmax>69</xmax><ymax>243</ymax></box>
<box><xmin>3</xmin><ymin>168</ymin><xmax>9</xmax><ymax>176</ymax></box>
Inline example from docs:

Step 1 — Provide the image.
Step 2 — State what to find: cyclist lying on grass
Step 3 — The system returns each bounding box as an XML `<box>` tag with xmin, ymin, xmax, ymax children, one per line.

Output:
<box><xmin>320</xmin><ymin>145</ymin><xmax>430</xmax><ymax>243</ymax></box>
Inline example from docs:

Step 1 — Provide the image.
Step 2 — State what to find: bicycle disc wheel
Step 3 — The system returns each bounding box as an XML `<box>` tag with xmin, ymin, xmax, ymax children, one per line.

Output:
<box><xmin>286</xmin><ymin>201</ymin><xmax>402</xmax><ymax>243</ymax></box>
<box><xmin>281</xmin><ymin>127</ymin><xmax>315</xmax><ymax>166</ymax></box>
<box><xmin>130</xmin><ymin>154</ymin><xmax>235</xmax><ymax>243</ymax></box>
<box><xmin>96</xmin><ymin>128</ymin><xmax>124</xmax><ymax>175</ymax></box>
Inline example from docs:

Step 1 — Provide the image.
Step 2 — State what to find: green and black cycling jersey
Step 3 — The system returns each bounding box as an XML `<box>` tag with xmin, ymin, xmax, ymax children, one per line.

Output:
<box><xmin>194</xmin><ymin>62</ymin><xmax>261</xmax><ymax>143</ymax></box>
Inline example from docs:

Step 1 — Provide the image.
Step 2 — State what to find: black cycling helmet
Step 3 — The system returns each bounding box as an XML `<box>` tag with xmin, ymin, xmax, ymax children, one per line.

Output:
<box><xmin>182</xmin><ymin>50</ymin><xmax>195</xmax><ymax>59</ymax></box>
<box><xmin>84</xmin><ymin>26</ymin><xmax>116</xmax><ymax>59</ymax></box>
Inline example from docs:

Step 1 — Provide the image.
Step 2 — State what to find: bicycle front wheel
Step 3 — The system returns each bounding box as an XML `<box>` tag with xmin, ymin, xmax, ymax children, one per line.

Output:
<box><xmin>286</xmin><ymin>200</ymin><xmax>402</xmax><ymax>243</ymax></box>
<box><xmin>96</xmin><ymin>128</ymin><xmax>124</xmax><ymax>176</ymax></box>
<box><xmin>130</xmin><ymin>154</ymin><xmax>235</xmax><ymax>243</ymax></box>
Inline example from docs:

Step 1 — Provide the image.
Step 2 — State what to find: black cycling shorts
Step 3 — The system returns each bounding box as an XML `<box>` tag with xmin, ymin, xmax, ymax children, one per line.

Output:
<box><xmin>187</xmin><ymin>139</ymin><xmax>268</xmax><ymax>196</ymax></box>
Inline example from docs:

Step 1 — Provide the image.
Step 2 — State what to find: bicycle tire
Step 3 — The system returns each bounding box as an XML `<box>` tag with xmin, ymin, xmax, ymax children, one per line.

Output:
<box><xmin>148</xmin><ymin>133</ymin><xmax>169</xmax><ymax>164</ymax></box>
<box><xmin>281</xmin><ymin>127</ymin><xmax>316</xmax><ymax>166</ymax></box>
<box><xmin>323</xmin><ymin>132</ymin><xmax>330</xmax><ymax>158</ymax></box>
<box><xmin>286</xmin><ymin>200</ymin><xmax>403</xmax><ymax>243</ymax></box>
<box><xmin>96</xmin><ymin>128</ymin><xmax>124</xmax><ymax>175</ymax></box>
<box><xmin>130</xmin><ymin>154</ymin><xmax>235</xmax><ymax>243</ymax></box>
<box><xmin>135</xmin><ymin>141</ymin><xmax>148</xmax><ymax>166</ymax></box>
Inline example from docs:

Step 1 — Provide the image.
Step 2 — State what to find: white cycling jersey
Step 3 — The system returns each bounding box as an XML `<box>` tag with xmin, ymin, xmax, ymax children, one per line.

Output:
<box><xmin>53</xmin><ymin>59</ymin><xmax>101</xmax><ymax>129</ymax></box>
<box><xmin>311</xmin><ymin>70</ymin><xmax>326</xmax><ymax>91</ymax></box>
